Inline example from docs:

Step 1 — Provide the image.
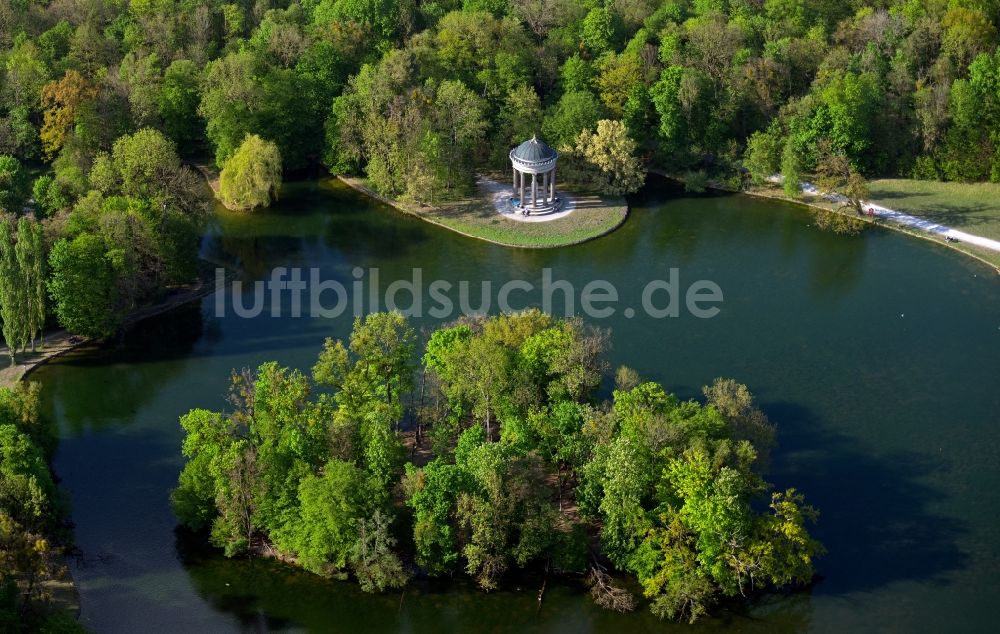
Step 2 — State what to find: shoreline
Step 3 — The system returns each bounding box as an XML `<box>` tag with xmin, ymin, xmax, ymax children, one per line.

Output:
<box><xmin>741</xmin><ymin>185</ymin><xmax>1000</xmax><ymax>275</ymax></box>
<box><xmin>1</xmin><ymin>274</ymin><xmax>225</xmax><ymax>626</ymax></box>
<box><xmin>343</xmin><ymin>164</ymin><xmax>1000</xmax><ymax>270</ymax></box>
<box><xmin>2</xmin><ymin>277</ymin><xmax>221</xmax><ymax>389</ymax></box>
<box><xmin>336</xmin><ymin>175</ymin><xmax>629</xmax><ymax>249</ymax></box>
<box><xmin>648</xmin><ymin>170</ymin><xmax>1000</xmax><ymax>275</ymax></box>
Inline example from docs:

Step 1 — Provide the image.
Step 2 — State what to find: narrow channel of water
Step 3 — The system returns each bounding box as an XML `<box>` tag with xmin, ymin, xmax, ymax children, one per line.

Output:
<box><xmin>36</xmin><ymin>177</ymin><xmax>1000</xmax><ymax>632</ymax></box>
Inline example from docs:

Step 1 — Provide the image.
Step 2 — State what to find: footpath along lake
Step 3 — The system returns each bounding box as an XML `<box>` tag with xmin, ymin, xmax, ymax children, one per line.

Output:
<box><xmin>35</xmin><ymin>176</ymin><xmax>1000</xmax><ymax>632</ymax></box>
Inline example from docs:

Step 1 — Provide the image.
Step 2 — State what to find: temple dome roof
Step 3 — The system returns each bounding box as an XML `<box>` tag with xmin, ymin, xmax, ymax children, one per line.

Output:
<box><xmin>510</xmin><ymin>136</ymin><xmax>557</xmax><ymax>163</ymax></box>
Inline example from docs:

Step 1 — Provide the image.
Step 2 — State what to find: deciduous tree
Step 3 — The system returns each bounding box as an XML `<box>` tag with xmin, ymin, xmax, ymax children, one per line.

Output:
<box><xmin>218</xmin><ymin>135</ymin><xmax>283</xmax><ymax>211</ymax></box>
<box><xmin>571</xmin><ymin>119</ymin><xmax>646</xmax><ymax>196</ymax></box>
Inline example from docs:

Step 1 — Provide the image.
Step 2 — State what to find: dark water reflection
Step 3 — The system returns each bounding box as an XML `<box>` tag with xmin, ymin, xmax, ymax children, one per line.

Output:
<box><xmin>36</xmin><ymin>176</ymin><xmax>1000</xmax><ymax>632</ymax></box>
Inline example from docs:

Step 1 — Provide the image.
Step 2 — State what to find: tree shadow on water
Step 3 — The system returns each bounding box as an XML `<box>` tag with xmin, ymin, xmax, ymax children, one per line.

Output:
<box><xmin>762</xmin><ymin>400</ymin><xmax>969</xmax><ymax>596</ymax></box>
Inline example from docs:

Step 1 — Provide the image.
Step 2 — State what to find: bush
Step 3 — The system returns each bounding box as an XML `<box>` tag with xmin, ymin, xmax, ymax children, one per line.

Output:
<box><xmin>683</xmin><ymin>170</ymin><xmax>708</xmax><ymax>193</ymax></box>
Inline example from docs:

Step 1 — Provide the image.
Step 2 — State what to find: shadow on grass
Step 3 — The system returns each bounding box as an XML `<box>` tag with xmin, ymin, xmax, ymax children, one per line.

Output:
<box><xmin>866</xmin><ymin>190</ymin><xmax>933</xmax><ymax>202</ymax></box>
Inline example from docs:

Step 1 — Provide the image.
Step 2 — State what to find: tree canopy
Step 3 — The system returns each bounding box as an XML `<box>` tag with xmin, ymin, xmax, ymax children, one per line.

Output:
<box><xmin>174</xmin><ymin>312</ymin><xmax>821</xmax><ymax>622</ymax></box>
<box><xmin>219</xmin><ymin>134</ymin><xmax>283</xmax><ymax>211</ymax></box>
<box><xmin>0</xmin><ymin>382</ymin><xmax>71</xmax><ymax>631</ymax></box>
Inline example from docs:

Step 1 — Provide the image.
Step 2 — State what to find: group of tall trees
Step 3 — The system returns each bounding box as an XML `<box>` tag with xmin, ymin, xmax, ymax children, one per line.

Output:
<box><xmin>45</xmin><ymin>127</ymin><xmax>208</xmax><ymax>339</ymax></box>
<box><xmin>320</xmin><ymin>0</ymin><xmax>1000</xmax><ymax>195</ymax></box>
<box><xmin>172</xmin><ymin>312</ymin><xmax>415</xmax><ymax>591</ymax></box>
<box><xmin>0</xmin><ymin>216</ymin><xmax>46</xmax><ymax>362</ymax></box>
<box><xmin>1</xmin><ymin>0</ymin><xmax>996</xmax><ymax>226</ymax></box>
<box><xmin>0</xmin><ymin>382</ymin><xmax>77</xmax><ymax>632</ymax></box>
<box><xmin>173</xmin><ymin>311</ymin><xmax>823</xmax><ymax>622</ymax></box>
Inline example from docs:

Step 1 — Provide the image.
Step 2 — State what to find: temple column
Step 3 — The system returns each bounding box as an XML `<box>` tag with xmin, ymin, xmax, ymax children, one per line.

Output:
<box><xmin>519</xmin><ymin>169</ymin><xmax>525</xmax><ymax>205</ymax></box>
<box><xmin>550</xmin><ymin>167</ymin><xmax>556</xmax><ymax>200</ymax></box>
<box><xmin>531</xmin><ymin>172</ymin><xmax>538</xmax><ymax>207</ymax></box>
<box><xmin>513</xmin><ymin>168</ymin><xmax>518</xmax><ymax>198</ymax></box>
<box><xmin>542</xmin><ymin>170</ymin><xmax>549</xmax><ymax>204</ymax></box>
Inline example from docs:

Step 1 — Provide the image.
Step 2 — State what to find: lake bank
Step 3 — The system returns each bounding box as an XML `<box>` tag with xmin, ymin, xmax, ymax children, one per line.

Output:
<box><xmin>654</xmin><ymin>168</ymin><xmax>1000</xmax><ymax>274</ymax></box>
<box><xmin>36</xmin><ymin>177</ymin><xmax>1000</xmax><ymax>632</ymax></box>
<box><xmin>0</xmin><ymin>277</ymin><xmax>221</xmax><ymax>390</ymax></box>
<box><xmin>748</xmin><ymin>183</ymin><xmax>1000</xmax><ymax>273</ymax></box>
<box><xmin>337</xmin><ymin>175</ymin><xmax>629</xmax><ymax>248</ymax></box>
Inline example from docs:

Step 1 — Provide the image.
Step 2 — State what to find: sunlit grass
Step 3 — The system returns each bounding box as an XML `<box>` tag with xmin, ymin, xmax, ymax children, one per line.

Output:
<box><xmin>341</xmin><ymin>177</ymin><xmax>628</xmax><ymax>248</ymax></box>
<box><xmin>868</xmin><ymin>179</ymin><xmax>1000</xmax><ymax>242</ymax></box>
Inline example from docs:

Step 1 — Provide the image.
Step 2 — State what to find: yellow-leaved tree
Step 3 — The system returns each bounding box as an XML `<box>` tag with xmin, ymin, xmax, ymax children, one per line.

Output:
<box><xmin>39</xmin><ymin>70</ymin><xmax>96</xmax><ymax>159</ymax></box>
<box><xmin>218</xmin><ymin>134</ymin><xmax>282</xmax><ymax>211</ymax></box>
<box><xmin>572</xmin><ymin>120</ymin><xmax>646</xmax><ymax>196</ymax></box>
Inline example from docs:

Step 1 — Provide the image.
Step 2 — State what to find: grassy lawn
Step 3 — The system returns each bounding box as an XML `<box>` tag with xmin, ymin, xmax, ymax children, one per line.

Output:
<box><xmin>340</xmin><ymin>176</ymin><xmax>628</xmax><ymax>248</ymax></box>
<box><xmin>867</xmin><ymin>179</ymin><xmax>1000</xmax><ymax>242</ymax></box>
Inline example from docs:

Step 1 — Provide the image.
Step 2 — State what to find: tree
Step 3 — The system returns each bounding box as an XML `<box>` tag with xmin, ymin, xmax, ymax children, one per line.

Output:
<box><xmin>650</xmin><ymin>65</ymin><xmax>687</xmax><ymax>158</ymax></box>
<box><xmin>595</xmin><ymin>435</ymin><xmax>652</xmax><ymax>566</ymax></box>
<box><xmin>119</xmin><ymin>52</ymin><xmax>162</xmax><ymax>128</ymax></box>
<box><xmin>571</xmin><ymin>119</ymin><xmax>646</xmax><ymax>196</ymax></box>
<box><xmin>431</xmin><ymin>80</ymin><xmax>487</xmax><ymax>193</ymax></box>
<box><xmin>543</xmin><ymin>91</ymin><xmax>604</xmax><ymax>149</ymax></box>
<box><xmin>450</xmin><ymin>336</ymin><xmax>513</xmax><ymax>440</ymax></box>
<box><xmin>158</xmin><ymin>60</ymin><xmax>203</xmax><ymax>151</ymax></box>
<box><xmin>199</xmin><ymin>52</ymin><xmax>263</xmax><ymax>167</ymax></box>
<box><xmin>47</xmin><ymin>234</ymin><xmax>120</xmax><ymax>339</ymax></box>
<box><xmin>39</xmin><ymin>70</ymin><xmax>96</xmax><ymax>159</ymax></box>
<box><xmin>580</xmin><ymin>374</ymin><xmax>821</xmax><ymax>622</ymax></box>
<box><xmin>581</xmin><ymin>7</ymin><xmax>618</xmax><ymax>55</ymax></box>
<box><xmin>511</xmin><ymin>0</ymin><xmax>573</xmax><ymax>41</ymax></box>
<box><xmin>14</xmin><ymin>217</ymin><xmax>45</xmax><ymax>352</ymax></box>
<box><xmin>498</xmin><ymin>84</ymin><xmax>543</xmax><ymax>156</ymax></box>
<box><xmin>312</xmin><ymin>0</ymin><xmax>402</xmax><ymax>53</ymax></box>
<box><xmin>108</xmin><ymin>128</ymin><xmax>183</xmax><ymax>200</ymax></box>
<box><xmin>455</xmin><ymin>437</ymin><xmax>557</xmax><ymax>590</ymax></box>
<box><xmin>173</xmin><ymin>362</ymin><xmax>327</xmax><ymax>558</ymax></box>
<box><xmin>218</xmin><ymin>135</ymin><xmax>283</xmax><ymax>211</ymax></box>
<box><xmin>171</xmin><ymin>408</ymin><xmax>233</xmax><ymax>533</ymax></box>
<box><xmin>200</xmin><ymin>51</ymin><xmax>321</xmax><ymax>170</ymax></box>
<box><xmin>289</xmin><ymin>459</ymin><xmax>368</xmax><ymax>575</ymax></box>
<box><xmin>0</xmin><ymin>217</ymin><xmax>45</xmax><ymax>356</ymax></box>
<box><xmin>31</xmin><ymin>176</ymin><xmax>71</xmax><ymax>217</ymax></box>
<box><xmin>403</xmin><ymin>459</ymin><xmax>466</xmax><ymax>575</ymax></box>
<box><xmin>0</xmin><ymin>217</ymin><xmax>27</xmax><ymax>362</ymax></box>
<box><xmin>212</xmin><ymin>442</ymin><xmax>260</xmax><ymax>557</ymax></box>
<box><xmin>560</xmin><ymin>55</ymin><xmax>593</xmax><ymax>93</ymax></box>
<box><xmin>0</xmin><ymin>156</ymin><xmax>28</xmax><ymax>213</ymax></box>
<box><xmin>781</xmin><ymin>141</ymin><xmax>801</xmax><ymax>197</ymax></box>
<box><xmin>2</xmin><ymin>40</ymin><xmax>49</xmax><ymax>112</ymax></box>
<box><xmin>349</xmin><ymin>510</ymin><xmax>409</xmax><ymax>592</ymax></box>
<box><xmin>815</xmin><ymin>142</ymin><xmax>870</xmax><ymax>213</ymax></box>
<box><xmin>595</xmin><ymin>53</ymin><xmax>643</xmax><ymax>118</ymax></box>
<box><xmin>349</xmin><ymin>312</ymin><xmax>415</xmax><ymax>402</ymax></box>
<box><xmin>941</xmin><ymin>7</ymin><xmax>997</xmax><ymax>69</ymax></box>
<box><xmin>744</xmin><ymin>125</ymin><xmax>784</xmax><ymax>184</ymax></box>
<box><xmin>703</xmin><ymin>378</ymin><xmax>775</xmax><ymax>470</ymax></box>
<box><xmin>0</xmin><ymin>395</ymin><xmax>65</xmax><ymax>627</ymax></box>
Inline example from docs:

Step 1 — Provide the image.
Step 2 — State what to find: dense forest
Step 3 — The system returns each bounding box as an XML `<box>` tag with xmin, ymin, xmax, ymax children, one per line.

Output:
<box><xmin>172</xmin><ymin>311</ymin><xmax>824</xmax><ymax>622</ymax></box>
<box><xmin>4</xmin><ymin>0</ymin><xmax>992</xmax><ymax>625</ymax></box>
<box><xmin>0</xmin><ymin>0</ymin><xmax>998</xmax><ymax>340</ymax></box>
<box><xmin>0</xmin><ymin>382</ymin><xmax>82</xmax><ymax>631</ymax></box>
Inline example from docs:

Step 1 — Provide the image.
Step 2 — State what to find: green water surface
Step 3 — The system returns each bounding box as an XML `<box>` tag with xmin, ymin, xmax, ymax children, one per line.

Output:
<box><xmin>35</xmin><ymin>177</ymin><xmax>1000</xmax><ymax>632</ymax></box>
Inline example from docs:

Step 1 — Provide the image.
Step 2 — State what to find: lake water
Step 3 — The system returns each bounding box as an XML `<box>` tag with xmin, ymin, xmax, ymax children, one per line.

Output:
<box><xmin>35</xmin><ymin>177</ymin><xmax>1000</xmax><ymax>632</ymax></box>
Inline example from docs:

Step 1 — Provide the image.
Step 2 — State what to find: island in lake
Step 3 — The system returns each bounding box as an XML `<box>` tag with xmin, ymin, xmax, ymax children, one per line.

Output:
<box><xmin>2</xmin><ymin>1</ymin><xmax>999</xmax><ymax>632</ymax></box>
